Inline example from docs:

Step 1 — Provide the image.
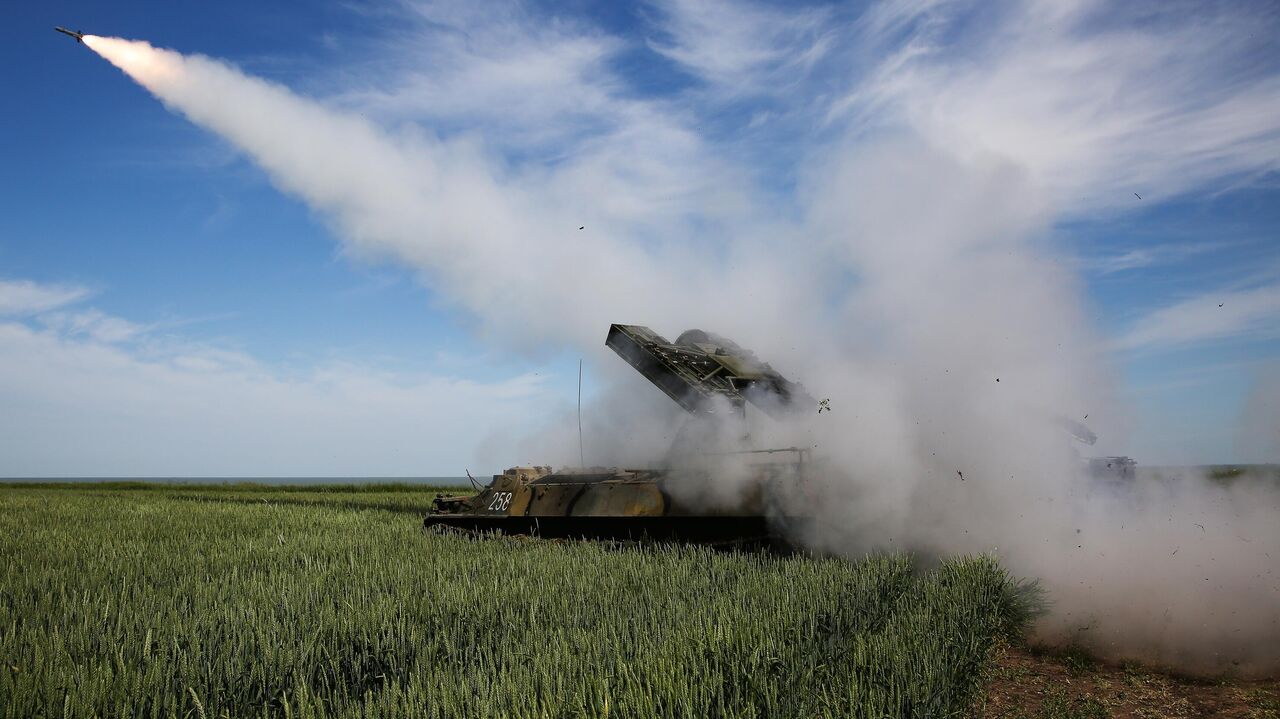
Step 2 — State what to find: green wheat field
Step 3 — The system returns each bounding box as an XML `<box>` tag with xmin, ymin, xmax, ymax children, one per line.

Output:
<box><xmin>0</xmin><ymin>484</ymin><xmax>1035</xmax><ymax>718</ymax></box>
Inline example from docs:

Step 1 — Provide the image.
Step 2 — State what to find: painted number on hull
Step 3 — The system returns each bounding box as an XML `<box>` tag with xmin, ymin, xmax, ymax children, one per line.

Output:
<box><xmin>487</xmin><ymin>492</ymin><xmax>513</xmax><ymax>512</ymax></box>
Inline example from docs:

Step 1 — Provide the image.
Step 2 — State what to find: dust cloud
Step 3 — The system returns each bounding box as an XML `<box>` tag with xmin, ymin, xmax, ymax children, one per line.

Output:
<box><xmin>84</xmin><ymin>32</ymin><xmax>1278</xmax><ymax>676</ymax></box>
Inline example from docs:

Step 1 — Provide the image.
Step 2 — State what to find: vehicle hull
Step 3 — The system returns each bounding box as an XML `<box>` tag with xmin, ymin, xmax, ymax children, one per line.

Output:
<box><xmin>424</xmin><ymin>513</ymin><xmax>777</xmax><ymax>545</ymax></box>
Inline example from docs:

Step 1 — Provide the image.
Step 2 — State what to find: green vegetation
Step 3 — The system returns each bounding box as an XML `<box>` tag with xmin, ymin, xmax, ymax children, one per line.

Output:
<box><xmin>1203</xmin><ymin>464</ymin><xmax>1280</xmax><ymax>485</ymax></box>
<box><xmin>0</xmin><ymin>480</ymin><xmax>463</xmax><ymax>495</ymax></box>
<box><xmin>1048</xmin><ymin>645</ymin><xmax>1097</xmax><ymax>678</ymax></box>
<box><xmin>1019</xmin><ymin>690</ymin><xmax>1109</xmax><ymax>719</ymax></box>
<box><xmin>0</xmin><ymin>486</ymin><xmax>1033</xmax><ymax>718</ymax></box>
<box><xmin>1248</xmin><ymin>689</ymin><xmax>1280</xmax><ymax>719</ymax></box>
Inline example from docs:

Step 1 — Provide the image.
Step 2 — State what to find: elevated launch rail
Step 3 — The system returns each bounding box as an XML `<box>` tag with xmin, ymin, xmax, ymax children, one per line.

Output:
<box><xmin>605</xmin><ymin>324</ymin><xmax>814</xmax><ymax>418</ymax></box>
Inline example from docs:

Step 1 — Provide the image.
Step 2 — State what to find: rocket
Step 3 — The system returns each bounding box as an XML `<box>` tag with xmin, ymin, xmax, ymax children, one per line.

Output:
<box><xmin>55</xmin><ymin>27</ymin><xmax>86</xmax><ymax>43</ymax></box>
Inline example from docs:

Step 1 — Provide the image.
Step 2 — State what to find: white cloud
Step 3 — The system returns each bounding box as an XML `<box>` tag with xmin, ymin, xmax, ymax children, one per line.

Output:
<box><xmin>0</xmin><ymin>280</ymin><xmax>144</xmax><ymax>345</ymax></box>
<box><xmin>0</xmin><ymin>279</ymin><xmax>90</xmax><ymax>316</ymax></box>
<box><xmin>646</xmin><ymin>0</ymin><xmax>834</xmax><ymax>95</ymax></box>
<box><xmin>1076</xmin><ymin>242</ymin><xmax>1227</xmax><ymax>275</ymax></box>
<box><xmin>0</xmin><ymin>269</ymin><xmax>556</xmax><ymax>476</ymax></box>
<box><xmin>0</xmin><ymin>317</ymin><xmax>555</xmax><ymax>477</ymax></box>
<box><xmin>833</xmin><ymin>0</ymin><xmax>1280</xmax><ymax>213</ymax></box>
<box><xmin>334</xmin><ymin>1</ymin><xmax>754</xmax><ymax>233</ymax></box>
<box><xmin>39</xmin><ymin>309</ymin><xmax>145</xmax><ymax>344</ymax></box>
<box><xmin>1119</xmin><ymin>283</ymin><xmax>1280</xmax><ymax>351</ymax></box>
<box><xmin>343</xmin><ymin>4</ymin><xmax>628</xmax><ymax>153</ymax></box>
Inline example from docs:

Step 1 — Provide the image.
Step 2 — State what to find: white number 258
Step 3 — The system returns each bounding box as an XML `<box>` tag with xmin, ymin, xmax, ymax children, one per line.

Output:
<box><xmin>487</xmin><ymin>492</ymin><xmax>513</xmax><ymax>511</ymax></box>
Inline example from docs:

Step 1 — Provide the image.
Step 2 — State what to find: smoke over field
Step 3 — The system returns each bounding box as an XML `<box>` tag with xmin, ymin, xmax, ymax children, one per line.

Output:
<box><xmin>82</xmin><ymin>1</ymin><xmax>1279</xmax><ymax>677</ymax></box>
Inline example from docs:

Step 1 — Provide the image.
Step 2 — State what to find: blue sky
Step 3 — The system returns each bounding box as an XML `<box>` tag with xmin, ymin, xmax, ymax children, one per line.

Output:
<box><xmin>2</xmin><ymin>2</ymin><xmax>468</xmax><ymax>367</ymax></box>
<box><xmin>1</xmin><ymin>0</ymin><xmax>1277</xmax><ymax>476</ymax></box>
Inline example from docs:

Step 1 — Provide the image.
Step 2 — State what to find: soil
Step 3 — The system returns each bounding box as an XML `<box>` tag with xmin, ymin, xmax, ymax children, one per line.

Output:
<box><xmin>974</xmin><ymin>642</ymin><xmax>1280</xmax><ymax>718</ymax></box>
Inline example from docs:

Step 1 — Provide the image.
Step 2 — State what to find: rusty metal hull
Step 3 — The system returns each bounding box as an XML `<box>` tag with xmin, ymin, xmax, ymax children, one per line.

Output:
<box><xmin>426</xmin><ymin>463</ymin><xmax>809</xmax><ymax>549</ymax></box>
<box><xmin>423</xmin><ymin>513</ymin><xmax>781</xmax><ymax>546</ymax></box>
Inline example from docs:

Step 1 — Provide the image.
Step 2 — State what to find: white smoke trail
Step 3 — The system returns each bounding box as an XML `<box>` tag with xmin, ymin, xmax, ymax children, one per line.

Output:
<box><xmin>82</xmin><ymin>30</ymin><xmax>1279</xmax><ymax>675</ymax></box>
<box><xmin>79</xmin><ymin>36</ymin><xmax>805</xmax><ymax>352</ymax></box>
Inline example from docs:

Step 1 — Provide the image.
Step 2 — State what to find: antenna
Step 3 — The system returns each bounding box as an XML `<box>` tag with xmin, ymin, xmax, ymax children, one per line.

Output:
<box><xmin>577</xmin><ymin>358</ymin><xmax>585</xmax><ymax>468</ymax></box>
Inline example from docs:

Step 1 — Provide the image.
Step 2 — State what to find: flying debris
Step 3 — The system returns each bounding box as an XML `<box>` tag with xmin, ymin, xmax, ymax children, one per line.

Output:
<box><xmin>1062</xmin><ymin>417</ymin><xmax>1098</xmax><ymax>445</ymax></box>
<box><xmin>54</xmin><ymin>27</ymin><xmax>86</xmax><ymax>44</ymax></box>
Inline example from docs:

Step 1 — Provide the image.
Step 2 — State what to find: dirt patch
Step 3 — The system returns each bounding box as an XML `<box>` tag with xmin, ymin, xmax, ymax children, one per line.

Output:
<box><xmin>974</xmin><ymin>642</ymin><xmax>1280</xmax><ymax>718</ymax></box>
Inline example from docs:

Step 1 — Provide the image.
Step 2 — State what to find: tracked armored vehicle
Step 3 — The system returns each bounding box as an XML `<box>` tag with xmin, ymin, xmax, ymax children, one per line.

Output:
<box><xmin>1063</xmin><ymin>417</ymin><xmax>1138</xmax><ymax>480</ymax></box>
<box><xmin>424</xmin><ymin>324</ymin><xmax>816</xmax><ymax>545</ymax></box>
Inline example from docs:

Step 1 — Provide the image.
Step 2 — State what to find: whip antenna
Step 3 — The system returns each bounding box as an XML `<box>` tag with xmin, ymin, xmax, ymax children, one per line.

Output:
<box><xmin>578</xmin><ymin>359</ymin><xmax>585</xmax><ymax>468</ymax></box>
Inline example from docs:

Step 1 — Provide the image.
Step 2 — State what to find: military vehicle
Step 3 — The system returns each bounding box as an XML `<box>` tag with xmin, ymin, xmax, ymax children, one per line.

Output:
<box><xmin>1063</xmin><ymin>416</ymin><xmax>1138</xmax><ymax>480</ymax></box>
<box><xmin>1087</xmin><ymin>455</ymin><xmax>1137</xmax><ymax>480</ymax></box>
<box><xmin>424</xmin><ymin>324</ymin><xmax>816</xmax><ymax>545</ymax></box>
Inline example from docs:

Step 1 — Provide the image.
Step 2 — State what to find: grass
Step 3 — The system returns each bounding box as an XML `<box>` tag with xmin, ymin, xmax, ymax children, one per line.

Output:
<box><xmin>0</xmin><ymin>480</ymin><xmax>462</xmax><ymax>494</ymax></box>
<box><xmin>0</xmin><ymin>485</ymin><xmax>1035</xmax><ymax>718</ymax></box>
<box><xmin>1247</xmin><ymin>689</ymin><xmax>1280</xmax><ymax>719</ymax></box>
<box><xmin>1202</xmin><ymin>465</ymin><xmax>1280</xmax><ymax>485</ymax></box>
<box><xmin>1026</xmin><ymin>690</ymin><xmax>1109</xmax><ymax>719</ymax></box>
<box><xmin>1051</xmin><ymin>646</ymin><xmax>1098</xmax><ymax>678</ymax></box>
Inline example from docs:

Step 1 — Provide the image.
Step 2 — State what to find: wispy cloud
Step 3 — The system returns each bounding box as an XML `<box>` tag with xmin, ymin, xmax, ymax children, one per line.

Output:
<box><xmin>0</xmin><ymin>280</ymin><xmax>144</xmax><ymax>344</ymax></box>
<box><xmin>38</xmin><ymin>309</ymin><xmax>145</xmax><ymax>344</ymax></box>
<box><xmin>1119</xmin><ymin>283</ymin><xmax>1280</xmax><ymax>351</ymax></box>
<box><xmin>645</xmin><ymin>0</ymin><xmax>834</xmax><ymax>95</ymax></box>
<box><xmin>0</xmin><ymin>279</ymin><xmax>91</xmax><ymax>316</ymax></box>
<box><xmin>1076</xmin><ymin>242</ymin><xmax>1227</xmax><ymax>275</ymax></box>
<box><xmin>832</xmin><ymin>0</ymin><xmax>1280</xmax><ymax>212</ymax></box>
<box><xmin>344</xmin><ymin>3</ymin><xmax>628</xmax><ymax>153</ymax></box>
<box><xmin>332</xmin><ymin>0</ymin><xmax>1280</xmax><ymax>226</ymax></box>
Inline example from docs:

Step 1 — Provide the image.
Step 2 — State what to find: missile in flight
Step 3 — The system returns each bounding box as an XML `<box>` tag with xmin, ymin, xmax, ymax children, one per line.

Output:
<box><xmin>55</xmin><ymin>27</ymin><xmax>86</xmax><ymax>44</ymax></box>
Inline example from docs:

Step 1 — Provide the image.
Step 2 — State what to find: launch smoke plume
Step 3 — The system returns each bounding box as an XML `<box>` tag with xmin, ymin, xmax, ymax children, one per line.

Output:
<box><xmin>84</xmin><ymin>11</ymin><xmax>1279</xmax><ymax>677</ymax></box>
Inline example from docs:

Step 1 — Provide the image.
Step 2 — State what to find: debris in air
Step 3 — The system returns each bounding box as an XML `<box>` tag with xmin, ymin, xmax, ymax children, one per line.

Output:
<box><xmin>817</xmin><ymin>398</ymin><xmax>831</xmax><ymax>414</ymax></box>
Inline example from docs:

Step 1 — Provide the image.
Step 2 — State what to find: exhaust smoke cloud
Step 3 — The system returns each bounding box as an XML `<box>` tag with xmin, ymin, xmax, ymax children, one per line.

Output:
<box><xmin>83</xmin><ymin>8</ymin><xmax>1278</xmax><ymax>677</ymax></box>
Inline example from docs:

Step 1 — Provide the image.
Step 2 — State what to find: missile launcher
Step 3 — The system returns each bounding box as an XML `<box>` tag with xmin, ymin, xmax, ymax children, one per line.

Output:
<box><xmin>424</xmin><ymin>324</ymin><xmax>813</xmax><ymax>545</ymax></box>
